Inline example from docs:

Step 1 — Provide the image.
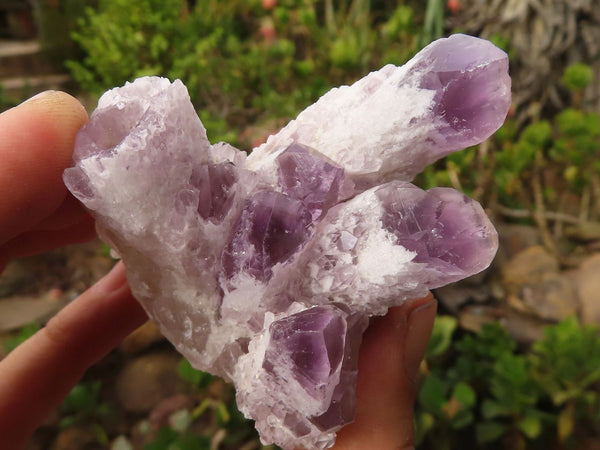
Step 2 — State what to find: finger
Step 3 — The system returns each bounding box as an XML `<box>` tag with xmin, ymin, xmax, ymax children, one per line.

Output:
<box><xmin>0</xmin><ymin>262</ymin><xmax>147</xmax><ymax>449</ymax></box>
<box><xmin>334</xmin><ymin>294</ymin><xmax>437</xmax><ymax>450</ymax></box>
<box><xmin>0</xmin><ymin>91</ymin><xmax>88</xmax><ymax>246</ymax></box>
<box><xmin>0</xmin><ymin>212</ymin><xmax>96</xmax><ymax>264</ymax></box>
<box><xmin>28</xmin><ymin>193</ymin><xmax>91</xmax><ymax>232</ymax></box>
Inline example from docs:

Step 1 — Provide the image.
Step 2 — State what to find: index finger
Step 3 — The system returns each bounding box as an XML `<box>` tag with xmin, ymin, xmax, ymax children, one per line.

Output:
<box><xmin>0</xmin><ymin>262</ymin><xmax>148</xmax><ymax>448</ymax></box>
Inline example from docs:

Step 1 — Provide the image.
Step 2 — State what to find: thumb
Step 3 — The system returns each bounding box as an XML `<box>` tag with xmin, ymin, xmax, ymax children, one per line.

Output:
<box><xmin>0</xmin><ymin>90</ymin><xmax>88</xmax><ymax>246</ymax></box>
<box><xmin>334</xmin><ymin>294</ymin><xmax>437</xmax><ymax>450</ymax></box>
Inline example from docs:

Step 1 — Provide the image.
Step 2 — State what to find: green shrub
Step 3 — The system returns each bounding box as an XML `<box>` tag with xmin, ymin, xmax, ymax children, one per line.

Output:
<box><xmin>66</xmin><ymin>0</ymin><xmax>426</xmax><ymax>148</ymax></box>
<box><xmin>562</xmin><ymin>63</ymin><xmax>594</xmax><ymax>91</ymax></box>
<box><xmin>417</xmin><ymin>317</ymin><xmax>600</xmax><ymax>448</ymax></box>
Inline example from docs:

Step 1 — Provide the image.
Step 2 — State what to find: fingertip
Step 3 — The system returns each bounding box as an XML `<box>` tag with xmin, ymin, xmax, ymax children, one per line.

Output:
<box><xmin>12</xmin><ymin>90</ymin><xmax>88</xmax><ymax>171</ymax></box>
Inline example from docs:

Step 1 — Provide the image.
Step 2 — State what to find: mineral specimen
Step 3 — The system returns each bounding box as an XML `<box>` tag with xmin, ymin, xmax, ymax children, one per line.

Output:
<box><xmin>64</xmin><ymin>34</ymin><xmax>510</xmax><ymax>449</ymax></box>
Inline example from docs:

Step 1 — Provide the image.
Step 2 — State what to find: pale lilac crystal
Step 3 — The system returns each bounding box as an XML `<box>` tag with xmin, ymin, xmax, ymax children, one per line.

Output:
<box><xmin>287</xmin><ymin>181</ymin><xmax>497</xmax><ymax>316</ymax></box>
<box><xmin>414</xmin><ymin>34</ymin><xmax>512</xmax><ymax>152</ymax></box>
<box><xmin>276</xmin><ymin>143</ymin><xmax>354</xmax><ymax>219</ymax></box>
<box><xmin>64</xmin><ymin>34</ymin><xmax>510</xmax><ymax>450</ymax></box>
<box><xmin>192</xmin><ymin>163</ymin><xmax>237</xmax><ymax>222</ymax></box>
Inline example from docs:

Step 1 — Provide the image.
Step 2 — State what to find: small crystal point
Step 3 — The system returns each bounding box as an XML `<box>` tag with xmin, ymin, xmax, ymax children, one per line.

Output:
<box><xmin>222</xmin><ymin>190</ymin><xmax>313</xmax><ymax>281</ymax></box>
<box><xmin>276</xmin><ymin>143</ymin><xmax>354</xmax><ymax>219</ymax></box>
<box><xmin>193</xmin><ymin>163</ymin><xmax>238</xmax><ymax>222</ymax></box>
<box><xmin>246</xmin><ymin>305</ymin><xmax>367</xmax><ymax>448</ymax></box>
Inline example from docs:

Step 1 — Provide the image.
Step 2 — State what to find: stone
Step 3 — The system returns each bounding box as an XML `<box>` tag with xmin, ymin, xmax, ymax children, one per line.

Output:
<box><xmin>51</xmin><ymin>427</ymin><xmax>96</xmax><ymax>450</ymax></box>
<box><xmin>495</xmin><ymin>223</ymin><xmax>541</xmax><ymax>263</ymax></box>
<box><xmin>573</xmin><ymin>253</ymin><xmax>600</xmax><ymax>325</ymax></box>
<box><xmin>458</xmin><ymin>305</ymin><xmax>547</xmax><ymax>344</ymax></box>
<box><xmin>518</xmin><ymin>272</ymin><xmax>577</xmax><ymax>322</ymax></box>
<box><xmin>434</xmin><ymin>281</ymin><xmax>491</xmax><ymax>313</ymax></box>
<box><xmin>501</xmin><ymin>245</ymin><xmax>559</xmax><ymax>289</ymax></box>
<box><xmin>115</xmin><ymin>353</ymin><xmax>183</xmax><ymax>413</ymax></box>
<box><xmin>0</xmin><ymin>295</ymin><xmax>66</xmax><ymax>333</ymax></box>
<box><xmin>64</xmin><ymin>34</ymin><xmax>510</xmax><ymax>449</ymax></box>
<box><xmin>120</xmin><ymin>320</ymin><xmax>165</xmax><ymax>355</ymax></box>
<box><xmin>501</xmin><ymin>245</ymin><xmax>578</xmax><ymax>322</ymax></box>
<box><xmin>149</xmin><ymin>394</ymin><xmax>194</xmax><ymax>429</ymax></box>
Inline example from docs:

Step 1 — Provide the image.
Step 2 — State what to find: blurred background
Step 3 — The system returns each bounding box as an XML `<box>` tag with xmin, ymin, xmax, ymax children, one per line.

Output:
<box><xmin>0</xmin><ymin>0</ymin><xmax>599</xmax><ymax>449</ymax></box>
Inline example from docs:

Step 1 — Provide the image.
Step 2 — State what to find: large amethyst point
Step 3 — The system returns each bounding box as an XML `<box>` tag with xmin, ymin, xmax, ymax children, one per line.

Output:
<box><xmin>247</xmin><ymin>34</ymin><xmax>510</xmax><ymax>188</ymax></box>
<box><xmin>412</xmin><ymin>34</ymin><xmax>512</xmax><ymax>154</ymax></box>
<box><xmin>63</xmin><ymin>34</ymin><xmax>510</xmax><ymax>450</ymax></box>
<box><xmin>290</xmin><ymin>181</ymin><xmax>497</xmax><ymax>316</ymax></box>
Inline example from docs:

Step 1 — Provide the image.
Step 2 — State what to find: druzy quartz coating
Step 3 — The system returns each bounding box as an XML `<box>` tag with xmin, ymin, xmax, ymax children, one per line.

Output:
<box><xmin>64</xmin><ymin>34</ymin><xmax>510</xmax><ymax>449</ymax></box>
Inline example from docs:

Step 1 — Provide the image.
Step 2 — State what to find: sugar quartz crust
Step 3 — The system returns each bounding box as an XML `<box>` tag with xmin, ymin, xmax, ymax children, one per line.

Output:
<box><xmin>64</xmin><ymin>34</ymin><xmax>510</xmax><ymax>449</ymax></box>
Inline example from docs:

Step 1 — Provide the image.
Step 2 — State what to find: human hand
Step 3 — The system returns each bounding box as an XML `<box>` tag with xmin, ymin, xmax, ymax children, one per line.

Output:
<box><xmin>0</xmin><ymin>92</ymin><xmax>436</xmax><ymax>450</ymax></box>
<box><xmin>0</xmin><ymin>92</ymin><xmax>147</xmax><ymax>448</ymax></box>
<box><xmin>333</xmin><ymin>294</ymin><xmax>436</xmax><ymax>450</ymax></box>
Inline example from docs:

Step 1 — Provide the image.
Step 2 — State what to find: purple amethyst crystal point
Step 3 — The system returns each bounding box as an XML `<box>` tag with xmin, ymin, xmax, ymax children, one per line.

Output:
<box><xmin>411</xmin><ymin>33</ymin><xmax>512</xmax><ymax>154</ymax></box>
<box><xmin>276</xmin><ymin>143</ymin><xmax>354</xmax><ymax>219</ymax></box>
<box><xmin>192</xmin><ymin>163</ymin><xmax>237</xmax><ymax>222</ymax></box>
<box><xmin>63</xmin><ymin>34</ymin><xmax>511</xmax><ymax>450</ymax></box>
<box><xmin>264</xmin><ymin>306</ymin><xmax>347</xmax><ymax>401</ymax></box>
<box><xmin>237</xmin><ymin>305</ymin><xmax>368</xmax><ymax>449</ymax></box>
<box><xmin>247</xmin><ymin>34</ymin><xmax>510</xmax><ymax>188</ymax></box>
<box><xmin>292</xmin><ymin>181</ymin><xmax>497</xmax><ymax>315</ymax></box>
<box><xmin>222</xmin><ymin>190</ymin><xmax>313</xmax><ymax>282</ymax></box>
<box><xmin>376</xmin><ymin>183</ymin><xmax>498</xmax><ymax>280</ymax></box>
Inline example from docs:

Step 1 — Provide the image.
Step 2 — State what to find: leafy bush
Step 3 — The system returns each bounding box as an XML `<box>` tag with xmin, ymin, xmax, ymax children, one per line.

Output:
<box><xmin>66</xmin><ymin>0</ymin><xmax>424</xmax><ymax>147</ymax></box>
<box><xmin>416</xmin><ymin>316</ymin><xmax>600</xmax><ymax>448</ymax></box>
<box><xmin>59</xmin><ymin>381</ymin><xmax>113</xmax><ymax>446</ymax></box>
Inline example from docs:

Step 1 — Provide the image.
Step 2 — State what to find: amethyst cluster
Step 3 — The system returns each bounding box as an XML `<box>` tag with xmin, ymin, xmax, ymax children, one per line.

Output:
<box><xmin>64</xmin><ymin>34</ymin><xmax>510</xmax><ymax>449</ymax></box>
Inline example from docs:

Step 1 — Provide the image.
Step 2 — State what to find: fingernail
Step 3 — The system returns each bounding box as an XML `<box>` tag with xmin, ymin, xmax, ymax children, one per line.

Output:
<box><xmin>21</xmin><ymin>90</ymin><xmax>57</xmax><ymax>105</ymax></box>
<box><xmin>93</xmin><ymin>261</ymin><xmax>128</xmax><ymax>294</ymax></box>
<box><xmin>403</xmin><ymin>299</ymin><xmax>437</xmax><ymax>382</ymax></box>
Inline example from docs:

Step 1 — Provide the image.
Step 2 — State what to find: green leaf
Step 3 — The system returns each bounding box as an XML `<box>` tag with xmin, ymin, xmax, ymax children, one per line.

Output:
<box><xmin>426</xmin><ymin>315</ymin><xmax>457</xmax><ymax>358</ymax></box>
<box><xmin>476</xmin><ymin>421</ymin><xmax>507</xmax><ymax>444</ymax></box>
<box><xmin>414</xmin><ymin>412</ymin><xmax>435</xmax><ymax>445</ymax></box>
<box><xmin>562</xmin><ymin>63</ymin><xmax>594</xmax><ymax>91</ymax></box>
<box><xmin>144</xmin><ymin>427</ymin><xmax>179</xmax><ymax>450</ymax></box>
<box><xmin>481</xmin><ymin>399</ymin><xmax>512</xmax><ymax>419</ymax></box>
<box><xmin>418</xmin><ymin>375</ymin><xmax>447</xmax><ymax>412</ymax></box>
<box><xmin>452</xmin><ymin>382</ymin><xmax>476</xmax><ymax>408</ymax></box>
<box><xmin>518</xmin><ymin>412</ymin><xmax>542</xmax><ymax>439</ymax></box>
<box><xmin>451</xmin><ymin>410</ymin><xmax>474</xmax><ymax>430</ymax></box>
<box><xmin>216</xmin><ymin>400</ymin><xmax>231</xmax><ymax>426</ymax></box>
<box><xmin>521</xmin><ymin>121</ymin><xmax>552</xmax><ymax>147</ymax></box>
<box><xmin>61</xmin><ymin>381</ymin><xmax>101</xmax><ymax>415</ymax></box>
<box><xmin>558</xmin><ymin>404</ymin><xmax>575</xmax><ymax>442</ymax></box>
<box><xmin>177</xmin><ymin>358</ymin><xmax>213</xmax><ymax>389</ymax></box>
